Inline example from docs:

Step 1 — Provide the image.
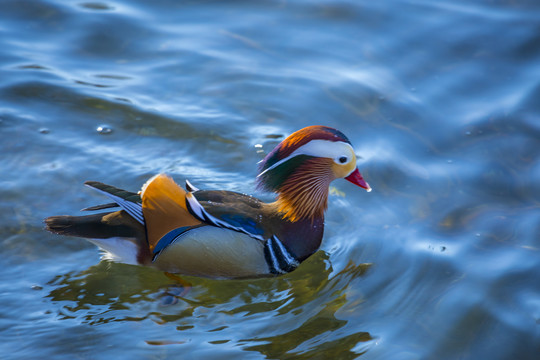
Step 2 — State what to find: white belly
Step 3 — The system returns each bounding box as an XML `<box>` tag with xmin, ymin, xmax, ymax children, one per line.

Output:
<box><xmin>152</xmin><ymin>226</ymin><xmax>270</xmax><ymax>278</ymax></box>
<box><xmin>87</xmin><ymin>237</ymin><xmax>139</xmax><ymax>265</ymax></box>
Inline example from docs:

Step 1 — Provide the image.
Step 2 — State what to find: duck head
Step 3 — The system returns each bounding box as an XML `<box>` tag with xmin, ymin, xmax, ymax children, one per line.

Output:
<box><xmin>257</xmin><ymin>125</ymin><xmax>370</xmax><ymax>221</ymax></box>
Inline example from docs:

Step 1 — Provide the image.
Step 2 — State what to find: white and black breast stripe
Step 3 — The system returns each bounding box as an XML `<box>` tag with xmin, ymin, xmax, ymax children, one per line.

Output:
<box><xmin>264</xmin><ymin>235</ymin><xmax>300</xmax><ymax>275</ymax></box>
<box><xmin>184</xmin><ymin>192</ymin><xmax>265</xmax><ymax>242</ymax></box>
<box><xmin>85</xmin><ymin>184</ymin><xmax>145</xmax><ymax>225</ymax></box>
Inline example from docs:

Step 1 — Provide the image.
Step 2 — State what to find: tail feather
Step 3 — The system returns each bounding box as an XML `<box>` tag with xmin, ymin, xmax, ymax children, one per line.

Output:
<box><xmin>83</xmin><ymin>181</ymin><xmax>144</xmax><ymax>225</ymax></box>
<box><xmin>81</xmin><ymin>202</ymin><xmax>118</xmax><ymax>211</ymax></box>
<box><xmin>44</xmin><ymin>211</ymin><xmax>144</xmax><ymax>239</ymax></box>
<box><xmin>84</xmin><ymin>181</ymin><xmax>141</xmax><ymax>204</ymax></box>
<box><xmin>45</xmin><ymin>211</ymin><xmax>146</xmax><ymax>265</ymax></box>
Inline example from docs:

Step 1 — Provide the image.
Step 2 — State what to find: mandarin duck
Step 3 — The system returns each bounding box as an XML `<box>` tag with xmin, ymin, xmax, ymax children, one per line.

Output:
<box><xmin>45</xmin><ymin>126</ymin><xmax>371</xmax><ymax>278</ymax></box>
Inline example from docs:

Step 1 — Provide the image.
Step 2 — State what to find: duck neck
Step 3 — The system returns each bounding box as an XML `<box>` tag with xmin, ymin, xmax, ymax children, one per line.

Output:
<box><xmin>273</xmin><ymin>159</ymin><xmax>334</xmax><ymax>222</ymax></box>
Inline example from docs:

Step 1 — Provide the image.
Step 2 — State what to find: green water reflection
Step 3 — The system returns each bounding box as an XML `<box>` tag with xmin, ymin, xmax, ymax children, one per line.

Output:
<box><xmin>46</xmin><ymin>255</ymin><xmax>373</xmax><ymax>358</ymax></box>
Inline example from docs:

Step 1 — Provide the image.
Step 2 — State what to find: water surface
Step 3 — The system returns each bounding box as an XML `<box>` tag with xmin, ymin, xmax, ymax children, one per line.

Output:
<box><xmin>1</xmin><ymin>0</ymin><xmax>539</xmax><ymax>359</ymax></box>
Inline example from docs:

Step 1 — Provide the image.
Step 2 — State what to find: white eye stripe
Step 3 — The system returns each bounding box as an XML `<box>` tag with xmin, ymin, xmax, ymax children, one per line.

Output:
<box><xmin>258</xmin><ymin>140</ymin><xmax>354</xmax><ymax>177</ymax></box>
<box><xmin>292</xmin><ymin>140</ymin><xmax>354</xmax><ymax>159</ymax></box>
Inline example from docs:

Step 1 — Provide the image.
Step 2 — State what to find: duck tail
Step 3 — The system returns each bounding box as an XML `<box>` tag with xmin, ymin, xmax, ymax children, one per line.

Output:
<box><xmin>44</xmin><ymin>211</ymin><xmax>144</xmax><ymax>239</ymax></box>
<box><xmin>45</xmin><ymin>211</ymin><xmax>148</xmax><ymax>265</ymax></box>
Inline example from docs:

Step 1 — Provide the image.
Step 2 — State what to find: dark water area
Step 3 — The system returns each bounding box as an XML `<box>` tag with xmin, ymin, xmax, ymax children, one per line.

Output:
<box><xmin>1</xmin><ymin>0</ymin><xmax>539</xmax><ymax>359</ymax></box>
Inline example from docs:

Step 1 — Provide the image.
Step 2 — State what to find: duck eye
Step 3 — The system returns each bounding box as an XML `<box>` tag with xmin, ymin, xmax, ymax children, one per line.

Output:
<box><xmin>338</xmin><ymin>156</ymin><xmax>348</xmax><ymax>164</ymax></box>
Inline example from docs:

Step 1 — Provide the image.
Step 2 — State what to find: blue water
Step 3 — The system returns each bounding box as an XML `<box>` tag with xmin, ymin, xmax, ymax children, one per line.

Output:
<box><xmin>1</xmin><ymin>0</ymin><xmax>540</xmax><ymax>359</ymax></box>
